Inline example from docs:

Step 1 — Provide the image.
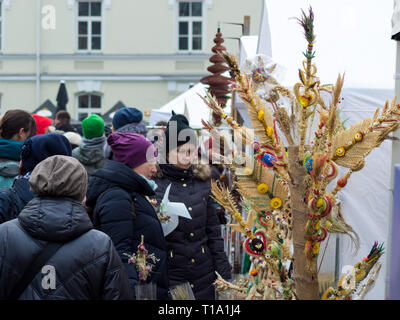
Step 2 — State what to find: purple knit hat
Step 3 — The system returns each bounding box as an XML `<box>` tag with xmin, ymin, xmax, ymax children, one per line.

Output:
<box><xmin>107</xmin><ymin>132</ymin><xmax>157</xmax><ymax>169</ymax></box>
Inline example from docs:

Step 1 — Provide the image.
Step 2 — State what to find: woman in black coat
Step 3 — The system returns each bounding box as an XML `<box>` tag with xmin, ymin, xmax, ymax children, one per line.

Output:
<box><xmin>86</xmin><ymin>132</ymin><xmax>169</xmax><ymax>299</ymax></box>
<box><xmin>0</xmin><ymin>155</ymin><xmax>132</xmax><ymax>299</ymax></box>
<box><xmin>153</xmin><ymin>112</ymin><xmax>231</xmax><ymax>300</ymax></box>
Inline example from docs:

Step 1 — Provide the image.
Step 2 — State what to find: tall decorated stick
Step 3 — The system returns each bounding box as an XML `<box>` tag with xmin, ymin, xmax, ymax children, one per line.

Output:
<box><xmin>294</xmin><ymin>7</ymin><xmax>320</xmax><ymax>162</ymax></box>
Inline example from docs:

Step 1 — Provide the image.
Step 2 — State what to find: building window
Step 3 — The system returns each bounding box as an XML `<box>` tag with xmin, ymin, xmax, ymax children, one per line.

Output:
<box><xmin>76</xmin><ymin>93</ymin><xmax>102</xmax><ymax>121</ymax></box>
<box><xmin>177</xmin><ymin>1</ymin><xmax>204</xmax><ymax>52</ymax></box>
<box><xmin>77</xmin><ymin>1</ymin><xmax>102</xmax><ymax>51</ymax></box>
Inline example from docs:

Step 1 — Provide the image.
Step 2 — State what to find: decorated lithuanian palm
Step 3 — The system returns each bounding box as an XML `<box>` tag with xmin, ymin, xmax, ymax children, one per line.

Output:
<box><xmin>201</xmin><ymin>7</ymin><xmax>394</xmax><ymax>300</ymax></box>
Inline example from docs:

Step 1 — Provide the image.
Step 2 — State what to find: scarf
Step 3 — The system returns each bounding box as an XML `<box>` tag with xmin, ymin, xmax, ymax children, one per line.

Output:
<box><xmin>0</xmin><ymin>138</ymin><xmax>23</xmax><ymax>161</ymax></box>
<box><xmin>81</xmin><ymin>136</ymin><xmax>106</xmax><ymax>148</ymax></box>
<box><xmin>139</xmin><ymin>174</ymin><xmax>158</xmax><ymax>191</ymax></box>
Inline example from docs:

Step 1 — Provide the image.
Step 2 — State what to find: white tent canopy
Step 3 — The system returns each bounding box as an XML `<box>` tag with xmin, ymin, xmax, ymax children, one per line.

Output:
<box><xmin>237</xmin><ymin>0</ymin><xmax>395</xmax><ymax>300</ymax></box>
<box><xmin>149</xmin><ymin>83</ymin><xmax>232</xmax><ymax>127</ymax></box>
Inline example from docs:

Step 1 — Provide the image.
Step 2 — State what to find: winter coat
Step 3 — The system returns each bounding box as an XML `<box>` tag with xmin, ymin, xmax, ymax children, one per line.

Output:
<box><xmin>153</xmin><ymin>163</ymin><xmax>232</xmax><ymax>300</ymax></box>
<box><xmin>0</xmin><ymin>177</ymin><xmax>34</xmax><ymax>224</ymax></box>
<box><xmin>0</xmin><ymin>196</ymin><xmax>133</xmax><ymax>299</ymax></box>
<box><xmin>72</xmin><ymin>136</ymin><xmax>107</xmax><ymax>176</ymax></box>
<box><xmin>0</xmin><ymin>138</ymin><xmax>23</xmax><ymax>188</ymax></box>
<box><xmin>86</xmin><ymin>160</ymin><xmax>169</xmax><ymax>299</ymax></box>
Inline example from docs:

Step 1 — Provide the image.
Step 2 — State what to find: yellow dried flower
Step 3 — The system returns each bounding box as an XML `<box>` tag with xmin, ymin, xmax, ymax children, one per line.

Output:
<box><xmin>312</xmin><ymin>242</ymin><xmax>320</xmax><ymax>255</ymax></box>
<box><xmin>336</xmin><ymin>147</ymin><xmax>346</xmax><ymax>157</ymax></box>
<box><xmin>270</xmin><ymin>197</ymin><xmax>282</xmax><ymax>209</ymax></box>
<box><xmin>257</xmin><ymin>183</ymin><xmax>268</xmax><ymax>194</ymax></box>
<box><xmin>266</xmin><ymin>126</ymin><xmax>274</xmax><ymax>138</ymax></box>
<box><xmin>257</xmin><ymin>110</ymin><xmax>265</xmax><ymax>121</ymax></box>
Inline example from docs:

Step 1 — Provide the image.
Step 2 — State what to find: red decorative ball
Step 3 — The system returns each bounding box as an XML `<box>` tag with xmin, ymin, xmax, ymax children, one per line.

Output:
<box><xmin>337</xmin><ymin>176</ymin><xmax>347</xmax><ymax>188</ymax></box>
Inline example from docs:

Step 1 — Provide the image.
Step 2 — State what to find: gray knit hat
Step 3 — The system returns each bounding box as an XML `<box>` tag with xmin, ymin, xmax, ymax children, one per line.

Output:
<box><xmin>29</xmin><ymin>155</ymin><xmax>87</xmax><ymax>202</ymax></box>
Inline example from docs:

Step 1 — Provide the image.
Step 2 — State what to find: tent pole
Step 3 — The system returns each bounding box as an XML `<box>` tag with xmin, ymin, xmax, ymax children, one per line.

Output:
<box><xmin>387</xmin><ymin>40</ymin><xmax>400</xmax><ymax>298</ymax></box>
<box><xmin>334</xmin><ymin>234</ymin><xmax>340</xmax><ymax>287</ymax></box>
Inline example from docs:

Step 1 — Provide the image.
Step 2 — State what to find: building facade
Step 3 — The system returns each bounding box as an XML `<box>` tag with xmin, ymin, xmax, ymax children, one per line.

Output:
<box><xmin>0</xmin><ymin>0</ymin><xmax>261</xmax><ymax>121</ymax></box>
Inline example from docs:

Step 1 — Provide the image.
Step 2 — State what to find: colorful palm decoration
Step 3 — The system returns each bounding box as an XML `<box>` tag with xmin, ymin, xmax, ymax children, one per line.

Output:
<box><xmin>204</xmin><ymin>7</ymin><xmax>393</xmax><ymax>300</ymax></box>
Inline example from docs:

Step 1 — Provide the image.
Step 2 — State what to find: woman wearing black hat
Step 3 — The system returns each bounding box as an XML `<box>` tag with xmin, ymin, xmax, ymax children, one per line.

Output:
<box><xmin>153</xmin><ymin>112</ymin><xmax>231</xmax><ymax>300</ymax></box>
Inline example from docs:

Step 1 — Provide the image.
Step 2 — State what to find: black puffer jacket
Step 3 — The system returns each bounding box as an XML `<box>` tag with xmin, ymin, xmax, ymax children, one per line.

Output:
<box><xmin>0</xmin><ymin>197</ymin><xmax>133</xmax><ymax>299</ymax></box>
<box><xmin>0</xmin><ymin>178</ymin><xmax>34</xmax><ymax>224</ymax></box>
<box><xmin>86</xmin><ymin>160</ymin><xmax>169</xmax><ymax>299</ymax></box>
<box><xmin>153</xmin><ymin>163</ymin><xmax>232</xmax><ymax>300</ymax></box>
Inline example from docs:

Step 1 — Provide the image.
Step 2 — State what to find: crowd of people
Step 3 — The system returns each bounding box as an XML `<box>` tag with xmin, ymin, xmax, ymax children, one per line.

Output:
<box><xmin>0</xmin><ymin>107</ymin><xmax>232</xmax><ymax>300</ymax></box>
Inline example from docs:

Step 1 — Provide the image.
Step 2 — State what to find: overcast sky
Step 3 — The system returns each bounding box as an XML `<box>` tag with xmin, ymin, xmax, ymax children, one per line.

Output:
<box><xmin>262</xmin><ymin>0</ymin><xmax>396</xmax><ymax>89</ymax></box>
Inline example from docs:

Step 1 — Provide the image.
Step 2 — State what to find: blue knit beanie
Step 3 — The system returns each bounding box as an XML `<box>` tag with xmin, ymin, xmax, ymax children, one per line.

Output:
<box><xmin>112</xmin><ymin>107</ymin><xmax>143</xmax><ymax>131</ymax></box>
<box><xmin>20</xmin><ymin>133</ymin><xmax>72</xmax><ymax>173</ymax></box>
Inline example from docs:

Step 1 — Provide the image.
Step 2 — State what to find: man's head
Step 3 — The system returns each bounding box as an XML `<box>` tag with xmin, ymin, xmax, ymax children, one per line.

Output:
<box><xmin>54</xmin><ymin>111</ymin><xmax>76</xmax><ymax>133</ymax></box>
<box><xmin>55</xmin><ymin>110</ymin><xmax>71</xmax><ymax>127</ymax></box>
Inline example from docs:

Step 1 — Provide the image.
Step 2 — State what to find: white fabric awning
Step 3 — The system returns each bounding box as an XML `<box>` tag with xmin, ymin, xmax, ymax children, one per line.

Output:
<box><xmin>393</xmin><ymin>0</ymin><xmax>400</xmax><ymax>36</ymax></box>
<box><xmin>149</xmin><ymin>82</ymin><xmax>231</xmax><ymax>127</ymax></box>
